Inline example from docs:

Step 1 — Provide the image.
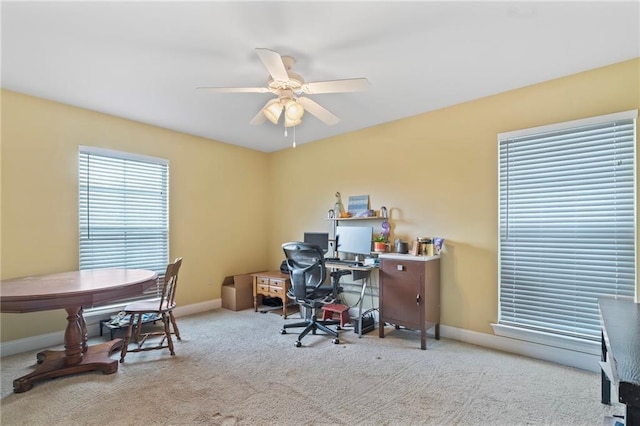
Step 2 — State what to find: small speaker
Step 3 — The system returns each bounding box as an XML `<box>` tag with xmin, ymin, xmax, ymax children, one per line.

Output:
<box><xmin>354</xmin><ymin>314</ymin><xmax>375</xmax><ymax>334</ymax></box>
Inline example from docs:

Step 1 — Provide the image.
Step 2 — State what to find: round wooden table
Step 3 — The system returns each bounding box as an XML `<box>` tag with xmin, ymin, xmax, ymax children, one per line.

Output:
<box><xmin>1</xmin><ymin>268</ymin><xmax>158</xmax><ymax>393</ymax></box>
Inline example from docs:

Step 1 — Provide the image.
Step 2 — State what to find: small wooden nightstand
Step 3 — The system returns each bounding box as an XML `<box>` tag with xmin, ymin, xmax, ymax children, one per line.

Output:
<box><xmin>251</xmin><ymin>271</ymin><xmax>292</xmax><ymax>318</ymax></box>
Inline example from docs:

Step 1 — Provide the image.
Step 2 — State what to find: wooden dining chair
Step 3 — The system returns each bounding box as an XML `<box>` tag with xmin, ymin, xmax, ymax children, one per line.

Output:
<box><xmin>119</xmin><ymin>257</ymin><xmax>183</xmax><ymax>363</ymax></box>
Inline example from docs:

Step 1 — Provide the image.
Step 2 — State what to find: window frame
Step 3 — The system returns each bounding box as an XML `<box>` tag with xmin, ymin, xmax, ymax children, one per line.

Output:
<box><xmin>78</xmin><ymin>145</ymin><xmax>170</xmax><ymax>309</ymax></box>
<box><xmin>494</xmin><ymin>110</ymin><xmax>637</xmax><ymax>352</ymax></box>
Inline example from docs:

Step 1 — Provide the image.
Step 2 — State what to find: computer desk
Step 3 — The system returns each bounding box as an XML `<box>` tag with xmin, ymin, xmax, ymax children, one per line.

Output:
<box><xmin>324</xmin><ymin>261</ymin><xmax>378</xmax><ymax>337</ymax></box>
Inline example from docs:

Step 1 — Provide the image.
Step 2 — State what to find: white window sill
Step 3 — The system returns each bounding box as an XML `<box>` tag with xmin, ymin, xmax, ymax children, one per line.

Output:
<box><xmin>491</xmin><ymin>323</ymin><xmax>600</xmax><ymax>356</ymax></box>
<box><xmin>83</xmin><ymin>303</ymin><xmax>128</xmax><ymax>325</ymax></box>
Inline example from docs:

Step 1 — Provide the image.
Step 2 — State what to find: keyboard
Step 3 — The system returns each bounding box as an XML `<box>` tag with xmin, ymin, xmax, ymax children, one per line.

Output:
<box><xmin>326</xmin><ymin>259</ymin><xmax>364</xmax><ymax>267</ymax></box>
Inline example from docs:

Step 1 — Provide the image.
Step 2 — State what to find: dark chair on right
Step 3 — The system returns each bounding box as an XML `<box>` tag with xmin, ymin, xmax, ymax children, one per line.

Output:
<box><xmin>280</xmin><ymin>242</ymin><xmax>347</xmax><ymax>347</ymax></box>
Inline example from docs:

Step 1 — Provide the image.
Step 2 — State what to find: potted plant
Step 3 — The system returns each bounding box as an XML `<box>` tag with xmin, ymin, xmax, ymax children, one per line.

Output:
<box><xmin>373</xmin><ymin>234</ymin><xmax>387</xmax><ymax>252</ymax></box>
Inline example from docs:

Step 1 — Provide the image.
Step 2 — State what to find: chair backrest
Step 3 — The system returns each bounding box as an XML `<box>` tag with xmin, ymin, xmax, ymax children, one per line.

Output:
<box><xmin>281</xmin><ymin>242</ymin><xmax>326</xmax><ymax>301</ymax></box>
<box><xmin>158</xmin><ymin>257</ymin><xmax>183</xmax><ymax>310</ymax></box>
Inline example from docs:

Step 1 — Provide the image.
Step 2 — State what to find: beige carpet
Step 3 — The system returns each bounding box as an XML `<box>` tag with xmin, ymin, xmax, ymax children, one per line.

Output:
<box><xmin>0</xmin><ymin>308</ymin><xmax>624</xmax><ymax>425</ymax></box>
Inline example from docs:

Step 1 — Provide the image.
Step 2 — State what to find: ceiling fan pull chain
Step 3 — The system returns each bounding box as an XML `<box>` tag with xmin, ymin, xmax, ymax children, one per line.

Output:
<box><xmin>293</xmin><ymin>125</ymin><xmax>296</xmax><ymax>149</ymax></box>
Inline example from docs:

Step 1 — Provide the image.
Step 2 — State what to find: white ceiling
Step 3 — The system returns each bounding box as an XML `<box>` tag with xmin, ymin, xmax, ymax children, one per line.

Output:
<box><xmin>2</xmin><ymin>1</ymin><xmax>639</xmax><ymax>153</ymax></box>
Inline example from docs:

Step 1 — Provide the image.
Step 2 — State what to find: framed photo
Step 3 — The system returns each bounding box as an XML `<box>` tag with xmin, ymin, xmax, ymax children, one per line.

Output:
<box><xmin>348</xmin><ymin>195</ymin><xmax>370</xmax><ymax>217</ymax></box>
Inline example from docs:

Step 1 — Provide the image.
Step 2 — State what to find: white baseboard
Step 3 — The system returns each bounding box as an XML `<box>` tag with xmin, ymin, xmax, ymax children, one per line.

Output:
<box><xmin>440</xmin><ymin>325</ymin><xmax>600</xmax><ymax>373</ymax></box>
<box><xmin>0</xmin><ymin>299</ymin><xmax>222</xmax><ymax>357</ymax></box>
<box><xmin>1</xmin><ymin>302</ymin><xmax>599</xmax><ymax>373</ymax></box>
<box><xmin>173</xmin><ymin>299</ymin><xmax>221</xmax><ymax>317</ymax></box>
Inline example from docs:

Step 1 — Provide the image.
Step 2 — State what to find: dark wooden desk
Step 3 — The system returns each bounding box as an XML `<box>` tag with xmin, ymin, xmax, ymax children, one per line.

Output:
<box><xmin>1</xmin><ymin>268</ymin><xmax>158</xmax><ymax>393</ymax></box>
<box><xmin>599</xmin><ymin>298</ymin><xmax>640</xmax><ymax>426</ymax></box>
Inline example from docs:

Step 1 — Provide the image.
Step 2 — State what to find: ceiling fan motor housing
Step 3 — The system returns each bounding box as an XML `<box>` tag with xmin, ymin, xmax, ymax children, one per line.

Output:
<box><xmin>268</xmin><ymin>57</ymin><xmax>304</xmax><ymax>90</ymax></box>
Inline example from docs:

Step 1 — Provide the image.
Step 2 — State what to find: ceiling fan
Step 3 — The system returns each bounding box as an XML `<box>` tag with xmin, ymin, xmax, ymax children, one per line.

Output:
<box><xmin>197</xmin><ymin>48</ymin><xmax>370</xmax><ymax>128</ymax></box>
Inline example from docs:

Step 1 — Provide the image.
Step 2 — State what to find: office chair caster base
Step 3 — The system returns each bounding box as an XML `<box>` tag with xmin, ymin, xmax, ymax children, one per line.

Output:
<box><xmin>332</xmin><ymin>338</ymin><xmax>340</xmax><ymax>344</ymax></box>
<box><xmin>280</xmin><ymin>329</ymin><xmax>287</xmax><ymax>334</ymax></box>
<box><xmin>295</xmin><ymin>341</ymin><xmax>302</xmax><ymax>347</ymax></box>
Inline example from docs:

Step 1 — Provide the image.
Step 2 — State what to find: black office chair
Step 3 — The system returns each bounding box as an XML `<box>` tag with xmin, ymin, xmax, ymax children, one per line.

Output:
<box><xmin>280</xmin><ymin>242</ymin><xmax>349</xmax><ymax>347</ymax></box>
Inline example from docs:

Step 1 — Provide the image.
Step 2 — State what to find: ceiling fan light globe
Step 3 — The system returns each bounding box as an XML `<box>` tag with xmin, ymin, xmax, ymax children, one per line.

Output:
<box><xmin>284</xmin><ymin>99</ymin><xmax>304</xmax><ymax>120</ymax></box>
<box><xmin>284</xmin><ymin>116</ymin><xmax>302</xmax><ymax>127</ymax></box>
<box><xmin>263</xmin><ymin>99</ymin><xmax>283</xmax><ymax>124</ymax></box>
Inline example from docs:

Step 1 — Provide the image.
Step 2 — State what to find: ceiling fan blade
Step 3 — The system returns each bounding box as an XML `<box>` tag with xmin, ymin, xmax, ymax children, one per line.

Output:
<box><xmin>297</xmin><ymin>97</ymin><xmax>340</xmax><ymax>126</ymax></box>
<box><xmin>196</xmin><ymin>86</ymin><xmax>270</xmax><ymax>94</ymax></box>
<box><xmin>255</xmin><ymin>48</ymin><xmax>289</xmax><ymax>83</ymax></box>
<box><xmin>250</xmin><ymin>100</ymin><xmax>272</xmax><ymax>125</ymax></box>
<box><xmin>250</xmin><ymin>110</ymin><xmax>267</xmax><ymax>125</ymax></box>
<box><xmin>301</xmin><ymin>78</ymin><xmax>370</xmax><ymax>94</ymax></box>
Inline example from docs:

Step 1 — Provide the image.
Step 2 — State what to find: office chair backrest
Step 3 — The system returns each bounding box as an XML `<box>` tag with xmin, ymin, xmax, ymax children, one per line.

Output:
<box><xmin>281</xmin><ymin>242</ymin><xmax>326</xmax><ymax>301</ymax></box>
<box><xmin>159</xmin><ymin>257</ymin><xmax>183</xmax><ymax>310</ymax></box>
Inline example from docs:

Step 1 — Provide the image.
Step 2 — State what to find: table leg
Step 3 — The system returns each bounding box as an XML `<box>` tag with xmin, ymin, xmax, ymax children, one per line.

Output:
<box><xmin>282</xmin><ymin>285</ymin><xmax>288</xmax><ymax>319</ymax></box>
<box><xmin>13</xmin><ymin>306</ymin><xmax>123</xmax><ymax>393</ymax></box>
<box><xmin>253</xmin><ymin>283</ymin><xmax>259</xmax><ymax>312</ymax></box>
<box><xmin>356</xmin><ymin>276</ymin><xmax>368</xmax><ymax>337</ymax></box>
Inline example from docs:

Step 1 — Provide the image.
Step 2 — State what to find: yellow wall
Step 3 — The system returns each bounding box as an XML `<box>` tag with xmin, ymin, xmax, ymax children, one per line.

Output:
<box><xmin>1</xmin><ymin>58</ymin><xmax>638</xmax><ymax>342</ymax></box>
<box><xmin>0</xmin><ymin>91</ymin><xmax>270</xmax><ymax>341</ymax></box>
<box><xmin>267</xmin><ymin>58</ymin><xmax>640</xmax><ymax>333</ymax></box>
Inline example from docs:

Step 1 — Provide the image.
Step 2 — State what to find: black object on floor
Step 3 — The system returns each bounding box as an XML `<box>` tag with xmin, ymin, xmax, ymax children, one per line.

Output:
<box><xmin>262</xmin><ymin>296</ymin><xmax>283</xmax><ymax>307</ymax></box>
<box><xmin>354</xmin><ymin>314</ymin><xmax>375</xmax><ymax>335</ymax></box>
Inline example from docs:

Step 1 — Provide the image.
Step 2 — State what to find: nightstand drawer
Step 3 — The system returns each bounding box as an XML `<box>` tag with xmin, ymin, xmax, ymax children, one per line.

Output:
<box><xmin>270</xmin><ymin>285</ymin><xmax>285</xmax><ymax>296</ymax></box>
<box><xmin>257</xmin><ymin>283</ymin><xmax>269</xmax><ymax>293</ymax></box>
<box><xmin>269</xmin><ymin>278</ymin><xmax>285</xmax><ymax>286</ymax></box>
<box><xmin>257</xmin><ymin>277</ymin><xmax>269</xmax><ymax>285</ymax></box>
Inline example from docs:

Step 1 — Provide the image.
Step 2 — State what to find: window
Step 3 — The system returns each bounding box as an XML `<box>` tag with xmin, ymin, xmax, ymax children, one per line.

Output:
<box><xmin>79</xmin><ymin>146</ymin><xmax>169</xmax><ymax>305</ymax></box>
<box><xmin>497</xmin><ymin>110</ymin><xmax>637</xmax><ymax>343</ymax></box>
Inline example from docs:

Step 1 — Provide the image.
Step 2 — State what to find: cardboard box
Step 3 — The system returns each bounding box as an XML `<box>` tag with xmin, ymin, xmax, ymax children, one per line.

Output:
<box><xmin>221</xmin><ymin>274</ymin><xmax>254</xmax><ymax>311</ymax></box>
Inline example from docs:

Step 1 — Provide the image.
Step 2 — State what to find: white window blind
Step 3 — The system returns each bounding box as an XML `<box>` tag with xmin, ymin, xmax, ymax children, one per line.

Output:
<box><xmin>498</xmin><ymin>110</ymin><xmax>637</xmax><ymax>342</ymax></box>
<box><xmin>79</xmin><ymin>146</ymin><xmax>169</xmax><ymax>304</ymax></box>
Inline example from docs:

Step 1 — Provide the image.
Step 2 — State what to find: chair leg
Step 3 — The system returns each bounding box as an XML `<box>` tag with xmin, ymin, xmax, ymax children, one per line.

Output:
<box><xmin>162</xmin><ymin>313</ymin><xmax>175</xmax><ymax>356</ymax></box>
<box><xmin>134</xmin><ymin>313</ymin><xmax>143</xmax><ymax>343</ymax></box>
<box><xmin>283</xmin><ymin>320</ymin><xmax>310</xmax><ymax>330</ymax></box>
<box><xmin>297</xmin><ymin>323</ymin><xmax>316</xmax><ymax>342</ymax></box>
<box><xmin>314</xmin><ymin>322</ymin><xmax>339</xmax><ymax>338</ymax></box>
<box><xmin>294</xmin><ymin>316</ymin><xmax>339</xmax><ymax>343</ymax></box>
<box><xmin>119</xmin><ymin>315</ymin><xmax>137</xmax><ymax>363</ymax></box>
<box><xmin>282</xmin><ymin>305</ymin><xmax>341</xmax><ymax>346</ymax></box>
<box><xmin>169</xmin><ymin>311</ymin><xmax>181</xmax><ymax>340</ymax></box>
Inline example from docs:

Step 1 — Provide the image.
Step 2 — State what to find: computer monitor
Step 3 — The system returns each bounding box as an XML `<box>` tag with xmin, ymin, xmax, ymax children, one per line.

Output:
<box><xmin>335</xmin><ymin>226</ymin><xmax>373</xmax><ymax>257</ymax></box>
<box><xmin>303</xmin><ymin>232</ymin><xmax>329</xmax><ymax>254</ymax></box>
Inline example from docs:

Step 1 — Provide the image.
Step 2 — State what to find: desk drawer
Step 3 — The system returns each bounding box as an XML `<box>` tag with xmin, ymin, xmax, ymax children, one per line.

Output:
<box><xmin>257</xmin><ymin>277</ymin><xmax>269</xmax><ymax>285</ymax></box>
<box><xmin>257</xmin><ymin>283</ymin><xmax>270</xmax><ymax>293</ymax></box>
<box><xmin>382</xmin><ymin>259</ymin><xmax>424</xmax><ymax>277</ymax></box>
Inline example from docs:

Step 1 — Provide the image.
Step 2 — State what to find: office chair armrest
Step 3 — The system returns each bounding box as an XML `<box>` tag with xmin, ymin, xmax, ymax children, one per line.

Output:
<box><xmin>328</xmin><ymin>269</ymin><xmax>351</xmax><ymax>299</ymax></box>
